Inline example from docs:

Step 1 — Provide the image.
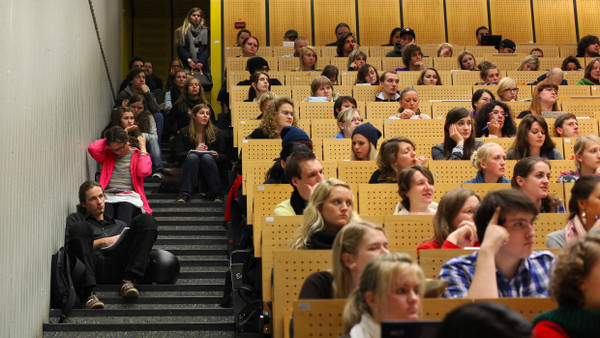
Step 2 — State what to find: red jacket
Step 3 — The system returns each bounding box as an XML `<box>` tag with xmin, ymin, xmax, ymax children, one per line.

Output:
<box><xmin>88</xmin><ymin>139</ymin><xmax>153</xmax><ymax>214</ymax></box>
<box><xmin>533</xmin><ymin>320</ymin><xmax>569</xmax><ymax>338</ymax></box>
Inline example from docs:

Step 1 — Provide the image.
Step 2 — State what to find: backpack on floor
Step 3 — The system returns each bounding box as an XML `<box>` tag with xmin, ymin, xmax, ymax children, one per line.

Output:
<box><xmin>50</xmin><ymin>247</ymin><xmax>85</xmax><ymax>323</ymax></box>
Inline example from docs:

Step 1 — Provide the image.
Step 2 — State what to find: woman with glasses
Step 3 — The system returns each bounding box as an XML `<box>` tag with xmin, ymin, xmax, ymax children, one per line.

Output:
<box><xmin>335</xmin><ymin>108</ymin><xmax>363</xmax><ymax>138</ymax></box>
<box><xmin>474</xmin><ymin>101</ymin><xmax>516</xmax><ymax>138</ymax></box>
<box><xmin>496</xmin><ymin>77</ymin><xmax>519</xmax><ymax>102</ymax></box>
<box><xmin>517</xmin><ymin>80</ymin><xmax>560</xmax><ymax>118</ymax></box>
<box><xmin>88</xmin><ymin>126</ymin><xmax>152</xmax><ymax>225</ymax></box>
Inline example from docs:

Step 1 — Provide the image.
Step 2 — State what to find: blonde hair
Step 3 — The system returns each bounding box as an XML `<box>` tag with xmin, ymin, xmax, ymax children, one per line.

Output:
<box><xmin>258</xmin><ymin>91</ymin><xmax>277</xmax><ymax>107</ymax></box>
<box><xmin>497</xmin><ymin>77</ymin><xmax>517</xmax><ymax>100</ymax></box>
<box><xmin>336</xmin><ymin>108</ymin><xmax>359</xmax><ymax>135</ymax></box>
<box><xmin>342</xmin><ymin>253</ymin><xmax>424</xmax><ymax>333</ymax></box>
<box><xmin>457</xmin><ymin>50</ymin><xmax>476</xmax><ymax>70</ymax></box>
<box><xmin>189</xmin><ymin>104</ymin><xmax>217</xmax><ymax>146</ymax></box>
<box><xmin>470</xmin><ymin>142</ymin><xmax>502</xmax><ymax>170</ymax></box>
<box><xmin>258</xmin><ymin>96</ymin><xmax>298</xmax><ymax>138</ymax></box>
<box><xmin>174</xmin><ymin>8</ymin><xmax>207</xmax><ymax>46</ymax></box>
<box><xmin>347</xmin><ymin>49</ymin><xmax>367</xmax><ymax>69</ymax></box>
<box><xmin>288</xmin><ymin>178</ymin><xmax>361</xmax><ymax>250</ymax></box>
<box><xmin>574</xmin><ymin>135</ymin><xmax>600</xmax><ymax>169</ymax></box>
<box><xmin>296</xmin><ymin>46</ymin><xmax>318</xmax><ymax>71</ymax></box>
<box><xmin>350</xmin><ymin>141</ymin><xmax>377</xmax><ymax>161</ymax></box>
<box><xmin>517</xmin><ymin>54</ymin><xmax>540</xmax><ymax>71</ymax></box>
<box><xmin>437</xmin><ymin>42</ymin><xmax>453</xmax><ymax>57</ymax></box>
<box><xmin>332</xmin><ymin>222</ymin><xmax>385</xmax><ymax>298</ymax></box>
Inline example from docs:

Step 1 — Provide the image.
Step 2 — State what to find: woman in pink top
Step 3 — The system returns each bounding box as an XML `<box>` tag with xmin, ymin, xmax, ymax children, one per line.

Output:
<box><xmin>417</xmin><ymin>188</ymin><xmax>481</xmax><ymax>254</ymax></box>
<box><xmin>88</xmin><ymin>126</ymin><xmax>152</xmax><ymax>225</ymax></box>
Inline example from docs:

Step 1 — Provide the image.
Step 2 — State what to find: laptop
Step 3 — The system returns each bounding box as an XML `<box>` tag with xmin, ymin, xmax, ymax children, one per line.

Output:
<box><xmin>481</xmin><ymin>35</ymin><xmax>502</xmax><ymax>47</ymax></box>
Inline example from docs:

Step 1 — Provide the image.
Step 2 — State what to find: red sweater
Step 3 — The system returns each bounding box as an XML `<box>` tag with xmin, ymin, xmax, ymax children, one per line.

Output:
<box><xmin>533</xmin><ymin>320</ymin><xmax>569</xmax><ymax>338</ymax></box>
<box><xmin>417</xmin><ymin>239</ymin><xmax>481</xmax><ymax>255</ymax></box>
<box><xmin>88</xmin><ymin>139</ymin><xmax>153</xmax><ymax>214</ymax></box>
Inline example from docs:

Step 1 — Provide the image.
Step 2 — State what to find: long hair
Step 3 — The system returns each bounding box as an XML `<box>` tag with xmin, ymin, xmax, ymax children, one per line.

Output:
<box><xmin>336</xmin><ymin>108</ymin><xmax>360</xmax><ymax>135</ymax></box>
<box><xmin>375</xmin><ymin>136</ymin><xmax>416</xmax><ymax>182</ymax></box>
<box><xmin>174</xmin><ymin>7</ymin><xmax>207</xmax><ymax>46</ymax></box>
<box><xmin>76</xmin><ymin>181</ymin><xmax>103</xmax><ymax>214</ymax></box>
<box><xmin>128</xmin><ymin>94</ymin><xmax>153</xmax><ymax>134</ymax></box>
<box><xmin>259</xmin><ymin>96</ymin><xmax>298</xmax><ymax>138</ymax></box>
<box><xmin>175</xmin><ymin>77</ymin><xmax>208</xmax><ymax>105</ymax></box>
<box><xmin>332</xmin><ymin>221</ymin><xmax>385</xmax><ymax>298</ymax></box>
<box><xmin>102</xmin><ymin>107</ymin><xmax>135</xmax><ymax>137</ymax></box>
<box><xmin>507</xmin><ymin>115</ymin><xmax>556</xmax><ymax>159</ymax></box>
<box><xmin>247</xmin><ymin>71</ymin><xmax>271</xmax><ymax>101</ymax></box>
<box><xmin>166</xmin><ymin>58</ymin><xmax>184</xmax><ymax>92</ymax></box>
<box><xmin>458</xmin><ymin>50</ymin><xmax>477</xmax><ymax>70</ymax></box>
<box><xmin>585</xmin><ymin>57</ymin><xmax>600</xmax><ymax>77</ymax></box>
<box><xmin>342</xmin><ymin>253</ymin><xmax>424</xmax><ymax>333</ymax></box>
<box><xmin>356</xmin><ymin>64</ymin><xmax>379</xmax><ymax>84</ymax></box>
<box><xmin>347</xmin><ymin>49</ymin><xmax>367</xmax><ymax>69</ymax></box>
<box><xmin>397</xmin><ymin>166</ymin><xmax>434</xmax><ymax>211</ymax></box>
<box><xmin>296</xmin><ymin>46</ymin><xmax>319</xmax><ymax>71</ymax></box>
<box><xmin>397</xmin><ymin>87</ymin><xmax>421</xmax><ymax>115</ymax></box>
<box><xmin>336</xmin><ymin>32</ymin><xmax>355</xmax><ymax>57</ymax></box>
<box><xmin>528</xmin><ymin>80</ymin><xmax>559</xmax><ymax>115</ymax></box>
<box><xmin>417</xmin><ymin>68</ymin><xmax>442</xmax><ymax>85</ymax></box>
<box><xmin>471</xmin><ymin>89</ymin><xmax>495</xmax><ymax>111</ymax></box>
<box><xmin>551</xmin><ymin>233</ymin><xmax>600</xmax><ymax>307</ymax></box>
<box><xmin>188</xmin><ymin>104</ymin><xmax>217</xmax><ymax>146</ymax></box>
<box><xmin>516</xmin><ymin>55</ymin><xmax>540</xmax><ymax>71</ymax></box>
<box><xmin>442</xmin><ymin>107</ymin><xmax>476</xmax><ymax>159</ymax></box>
<box><xmin>288</xmin><ymin>179</ymin><xmax>360</xmax><ymax>250</ymax></box>
<box><xmin>510</xmin><ymin>157</ymin><xmax>559</xmax><ymax>212</ymax></box>
<box><xmin>567</xmin><ymin>175</ymin><xmax>600</xmax><ymax>222</ymax></box>
<box><xmin>431</xmin><ymin>188</ymin><xmax>481</xmax><ymax>245</ymax></box>
<box><xmin>474</xmin><ymin>101</ymin><xmax>516</xmax><ymax>137</ymax></box>
<box><xmin>573</xmin><ymin>135</ymin><xmax>600</xmax><ymax>170</ymax></box>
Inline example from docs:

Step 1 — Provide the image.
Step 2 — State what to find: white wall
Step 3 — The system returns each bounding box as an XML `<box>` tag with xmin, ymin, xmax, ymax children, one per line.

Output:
<box><xmin>0</xmin><ymin>1</ymin><xmax>121</xmax><ymax>336</ymax></box>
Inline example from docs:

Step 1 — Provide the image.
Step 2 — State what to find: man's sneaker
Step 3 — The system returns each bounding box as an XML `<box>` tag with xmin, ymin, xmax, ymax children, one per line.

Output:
<box><xmin>213</xmin><ymin>194</ymin><xmax>224</xmax><ymax>203</ymax></box>
<box><xmin>152</xmin><ymin>171</ymin><xmax>163</xmax><ymax>179</ymax></box>
<box><xmin>176</xmin><ymin>194</ymin><xmax>190</xmax><ymax>203</ymax></box>
<box><xmin>120</xmin><ymin>280</ymin><xmax>139</xmax><ymax>298</ymax></box>
<box><xmin>85</xmin><ymin>292</ymin><xmax>104</xmax><ymax>309</ymax></box>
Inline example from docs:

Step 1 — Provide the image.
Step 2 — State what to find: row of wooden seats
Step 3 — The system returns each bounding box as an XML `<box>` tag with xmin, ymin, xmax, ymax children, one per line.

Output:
<box><xmin>290</xmin><ymin>297</ymin><xmax>557</xmax><ymax>337</ymax></box>
<box><xmin>269</xmin><ymin>246</ymin><xmax>562</xmax><ymax>337</ymax></box>
<box><xmin>229</xmin><ymin>83</ymin><xmax>600</xmax><ymax>107</ymax></box>
<box><xmin>224</xmin><ymin>44</ymin><xmax>577</xmax><ymax>59</ymax></box>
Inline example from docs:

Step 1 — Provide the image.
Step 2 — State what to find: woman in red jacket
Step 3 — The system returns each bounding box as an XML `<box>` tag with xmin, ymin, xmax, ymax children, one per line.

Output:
<box><xmin>417</xmin><ymin>188</ymin><xmax>481</xmax><ymax>254</ymax></box>
<box><xmin>88</xmin><ymin>126</ymin><xmax>152</xmax><ymax>225</ymax></box>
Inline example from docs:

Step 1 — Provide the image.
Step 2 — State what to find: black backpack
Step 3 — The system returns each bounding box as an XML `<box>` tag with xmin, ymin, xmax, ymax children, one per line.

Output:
<box><xmin>50</xmin><ymin>247</ymin><xmax>85</xmax><ymax>323</ymax></box>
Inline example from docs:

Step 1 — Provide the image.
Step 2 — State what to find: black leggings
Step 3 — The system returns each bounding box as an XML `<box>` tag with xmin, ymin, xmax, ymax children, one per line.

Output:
<box><xmin>104</xmin><ymin>202</ymin><xmax>142</xmax><ymax>226</ymax></box>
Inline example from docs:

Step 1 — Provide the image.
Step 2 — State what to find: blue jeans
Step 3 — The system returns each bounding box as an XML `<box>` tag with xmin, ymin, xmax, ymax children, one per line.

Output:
<box><xmin>146</xmin><ymin>138</ymin><xmax>164</xmax><ymax>173</ymax></box>
<box><xmin>179</xmin><ymin>152</ymin><xmax>221</xmax><ymax>197</ymax></box>
<box><xmin>153</xmin><ymin>112</ymin><xmax>164</xmax><ymax>142</ymax></box>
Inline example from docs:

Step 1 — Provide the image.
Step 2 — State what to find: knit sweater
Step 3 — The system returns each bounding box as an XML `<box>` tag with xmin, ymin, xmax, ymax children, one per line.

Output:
<box><xmin>533</xmin><ymin>305</ymin><xmax>600</xmax><ymax>338</ymax></box>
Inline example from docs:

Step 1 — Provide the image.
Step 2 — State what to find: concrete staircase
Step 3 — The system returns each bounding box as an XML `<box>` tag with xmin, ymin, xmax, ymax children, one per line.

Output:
<box><xmin>43</xmin><ymin>164</ymin><xmax>235</xmax><ymax>336</ymax></box>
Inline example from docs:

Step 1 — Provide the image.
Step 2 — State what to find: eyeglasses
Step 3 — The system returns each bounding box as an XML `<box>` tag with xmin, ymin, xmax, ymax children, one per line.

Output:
<box><xmin>540</xmin><ymin>87</ymin><xmax>558</xmax><ymax>93</ymax></box>
<box><xmin>109</xmin><ymin>143</ymin><xmax>127</xmax><ymax>153</ymax></box>
<box><xmin>489</xmin><ymin>110</ymin><xmax>509</xmax><ymax>117</ymax></box>
<box><xmin>505</xmin><ymin>88</ymin><xmax>519</xmax><ymax>93</ymax></box>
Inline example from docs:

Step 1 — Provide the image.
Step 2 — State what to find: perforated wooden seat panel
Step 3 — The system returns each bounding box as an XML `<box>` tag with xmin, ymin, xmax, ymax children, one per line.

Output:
<box><xmin>384</xmin><ymin>215</ymin><xmax>436</xmax><ymax>249</ymax></box>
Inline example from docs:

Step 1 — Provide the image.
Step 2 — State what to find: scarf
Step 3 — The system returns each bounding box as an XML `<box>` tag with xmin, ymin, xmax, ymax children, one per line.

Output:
<box><xmin>290</xmin><ymin>189</ymin><xmax>307</xmax><ymax>215</ymax></box>
<box><xmin>186</xmin><ymin>25</ymin><xmax>208</xmax><ymax>61</ymax></box>
<box><xmin>584</xmin><ymin>72</ymin><xmax>600</xmax><ymax>85</ymax></box>
<box><xmin>349</xmin><ymin>313</ymin><xmax>380</xmax><ymax>338</ymax></box>
<box><xmin>533</xmin><ymin>305</ymin><xmax>600</xmax><ymax>338</ymax></box>
<box><xmin>307</xmin><ymin>230</ymin><xmax>336</xmax><ymax>250</ymax></box>
<box><xmin>564</xmin><ymin>215</ymin><xmax>587</xmax><ymax>242</ymax></box>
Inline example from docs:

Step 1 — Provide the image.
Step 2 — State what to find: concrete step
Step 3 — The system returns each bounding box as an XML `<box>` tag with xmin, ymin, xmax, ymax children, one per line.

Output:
<box><xmin>44</xmin><ymin>331</ymin><xmax>234</xmax><ymax>338</ymax></box>
<box><xmin>157</xmin><ymin>228</ymin><xmax>226</xmax><ymax>236</ymax></box>
<box><xmin>95</xmin><ymin>283</ymin><xmax>225</xmax><ymax>292</ymax></box>
<box><xmin>94</xmin><ymin>289</ymin><xmax>222</xmax><ymax>298</ymax></box>
<box><xmin>43</xmin><ymin>322</ymin><xmax>235</xmax><ymax>334</ymax></box>
<box><xmin>154</xmin><ymin>237</ymin><xmax>227</xmax><ymax>246</ymax></box>
<box><xmin>160</xmin><ymin>247</ymin><xmax>228</xmax><ymax>255</ymax></box>
<box><xmin>48</xmin><ymin>315</ymin><xmax>233</xmax><ymax>325</ymax></box>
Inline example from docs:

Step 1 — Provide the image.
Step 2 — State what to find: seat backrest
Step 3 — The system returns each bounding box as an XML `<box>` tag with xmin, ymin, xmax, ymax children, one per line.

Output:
<box><xmin>409</xmin><ymin>137</ymin><xmax>444</xmax><ymax>160</ymax></box>
<box><xmin>299</xmin><ymin>102</ymin><xmax>335</xmax><ymax>119</ymax></box>
<box><xmin>293</xmin><ymin>299</ymin><xmax>346</xmax><ymax>338</ymax></box>
<box><xmin>337</xmin><ymin>161</ymin><xmax>378</xmax><ymax>191</ymax></box>
<box><xmin>358</xmin><ymin>183</ymin><xmax>398</xmax><ymax>215</ymax></box>
<box><xmin>472</xmin><ymin>297</ymin><xmax>558</xmax><ymax>321</ymax></box>
<box><xmin>534</xmin><ymin>213</ymin><xmax>569</xmax><ymax>249</ymax></box>
<box><xmin>384</xmin><ymin>215</ymin><xmax>436</xmax><ymax>250</ymax></box>
<box><xmin>272</xmin><ymin>250</ymin><xmax>332</xmax><ymax>338</ymax></box>
<box><xmin>433</xmin><ymin>57</ymin><xmax>460</xmax><ymax>71</ymax></box>
<box><xmin>506</xmin><ymin>70</ymin><xmax>547</xmax><ymax>85</ymax></box>
<box><xmin>250</xmin><ymin>184</ymin><xmax>293</xmax><ymax>252</ymax></box>
<box><xmin>561</xmin><ymin>99</ymin><xmax>600</xmax><ymax>118</ymax></box>
<box><xmin>558</xmin><ymin>85</ymin><xmax>592</xmax><ymax>99</ymax></box>
<box><xmin>322</xmin><ymin>138</ymin><xmax>352</xmax><ymax>160</ymax></box>
<box><xmin>429</xmin><ymin>161</ymin><xmax>477</xmax><ymax>184</ymax></box>
<box><xmin>417</xmin><ymin>85</ymin><xmax>473</xmax><ymax>102</ymax></box>
<box><xmin>365</xmin><ymin>102</ymin><xmax>400</xmax><ymax>120</ymax></box>
<box><xmin>353</xmin><ymin>85</ymin><xmax>381</xmax><ymax>102</ymax></box>
<box><xmin>383</xmin><ymin>119</ymin><xmax>445</xmax><ymax>139</ymax></box>
<box><xmin>243</xmin><ymin>160</ymin><xmax>274</xmax><ymax>195</ymax></box>
<box><xmin>419</xmin><ymin>249</ymin><xmax>477</xmax><ymax>279</ymax></box>
<box><xmin>430</xmin><ymin>101</ymin><xmax>472</xmax><ymax>119</ymax></box>
<box><xmin>261</xmin><ymin>216</ymin><xmax>304</xmax><ymax>302</ymax></box>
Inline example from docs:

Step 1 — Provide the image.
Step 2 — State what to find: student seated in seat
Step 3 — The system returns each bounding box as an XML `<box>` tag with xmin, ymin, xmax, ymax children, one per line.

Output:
<box><xmin>326</xmin><ymin>23</ymin><xmax>351</xmax><ymax>46</ymax></box>
<box><xmin>557</xmin><ymin>135</ymin><xmax>600</xmax><ymax>183</ymax></box>
<box><xmin>370</xmin><ymin>136</ymin><xmax>427</xmax><ymax>183</ymax></box>
<box><xmin>576</xmin><ymin>35</ymin><xmax>600</xmax><ymax>58</ymax></box>
<box><xmin>274</xmin><ymin>151</ymin><xmax>324</xmax><ymax>216</ymax></box>
<box><xmin>347</xmin><ymin>49</ymin><xmax>367</xmax><ymax>71</ymax></box>
<box><xmin>333</xmin><ymin>96</ymin><xmax>357</xmax><ymax>119</ymax></box>
<box><xmin>458</xmin><ymin>50</ymin><xmax>477</xmax><ymax>71</ymax></box>
<box><xmin>418</xmin><ymin>188</ymin><xmax>481</xmax><ymax>253</ymax></box>
<box><xmin>511</xmin><ymin>157</ymin><xmax>565</xmax><ymax>214</ymax></box>
<box><xmin>245</xmin><ymin>71</ymin><xmax>271</xmax><ymax>102</ymax></box>
<box><xmin>247</xmin><ymin>96</ymin><xmax>297</xmax><ymax>139</ymax></box>
<box><xmin>474</xmin><ymin>101</ymin><xmax>516</xmax><ymax>138</ymax></box>
<box><xmin>299</xmin><ymin>221</ymin><xmax>389</xmax><ymax>299</ymax></box>
<box><xmin>302</xmin><ymin>76</ymin><xmax>340</xmax><ymax>102</ymax></box>
<box><xmin>336</xmin><ymin>32</ymin><xmax>359</xmax><ymax>58</ymax></box>
<box><xmin>475</xmin><ymin>61</ymin><xmax>501</xmax><ymax>85</ymax></box>
<box><xmin>388</xmin><ymin>87</ymin><xmax>431</xmax><ymax>119</ymax></box>
<box><xmin>555</xmin><ymin>113</ymin><xmax>579</xmax><ymax>138</ymax></box>
<box><xmin>335</xmin><ymin>108</ymin><xmax>363</xmax><ymax>139</ymax></box>
<box><xmin>577</xmin><ymin>56</ymin><xmax>600</xmax><ymax>85</ymax></box>
<box><xmin>439</xmin><ymin>189</ymin><xmax>554</xmax><ymax>298</ymax></box>
<box><xmin>355</xmin><ymin>64</ymin><xmax>379</xmax><ymax>86</ymax></box>
<box><xmin>295</xmin><ymin>46</ymin><xmax>320</xmax><ymax>72</ymax></box>
<box><xmin>264</xmin><ymin>126</ymin><xmax>313</xmax><ymax>184</ymax></box>
<box><xmin>417</xmin><ymin>67</ymin><xmax>442</xmax><ymax>85</ymax></box>
<box><xmin>394</xmin><ymin>44</ymin><xmax>424</xmax><ymax>72</ymax></box>
<box><xmin>533</xmin><ymin>233</ymin><xmax>600</xmax><ymax>337</ymax></box>
<box><xmin>287</xmin><ymin>178</ymin><xmax>359</xmax><ymax>249</ymax></box>
<box><xmin>394</xmin><ymin>166</ymin><xmax>438</xmax><ymax>215</ymax></box>
<box><xmin>464</xmin><ymin>143</ymin><xmax>510</xmax><ymax>184</ymax></box>
<box><xmin>343</xmin><ymin>253</ymin><xmax>424</xmax><ymax>337</ymax></box>
<box><xmin>506</xmin><ymin>115</ymin><xmax>563</xmax><ymax>160</ymax></box>
<box><xmin>351</xmin><ymin>122</ymin><xmax>381</xmax><ymax>161</ymax></box>
<box><xmin>517</xmin><ymin>80</ymin><xmax>560</xmax><ymax>118</ymax></box>
<box><xmin>282</xmin><ymin>37</ymin><xmax>308</xmax><ymax>57</ymax></box>
<box><xmin>547</xmin><ymin>175</ymin><xmax>600</xmax><ymax>248</ymax></box>
<box><xmin>375</xmin><ymin>71</ymin><xmax>400</xmax><ymax>102</ymax></box>
<box><xmin>432</xmin><ymin>107</ymin><xmax>484</xmax><ymax>160</ymax></box>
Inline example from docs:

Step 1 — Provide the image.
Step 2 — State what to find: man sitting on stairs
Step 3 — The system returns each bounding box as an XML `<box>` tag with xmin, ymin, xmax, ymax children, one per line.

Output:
<box><xmin>65</xmin><ymin>180</ymin><xmax>158</xmax><ymax>309</ymax></box>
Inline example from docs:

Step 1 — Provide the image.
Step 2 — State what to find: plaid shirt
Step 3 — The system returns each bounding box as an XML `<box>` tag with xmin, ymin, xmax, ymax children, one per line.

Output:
<box><xmin>439</xmin><ymin>250</ymin><xmax>554</xmax><ymax>298</ymax></box>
